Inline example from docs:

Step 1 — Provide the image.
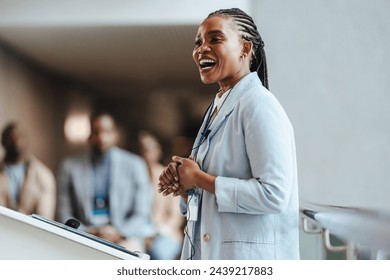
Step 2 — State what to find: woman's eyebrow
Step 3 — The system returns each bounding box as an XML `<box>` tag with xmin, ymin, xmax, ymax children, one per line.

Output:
<box><xmin>207</xmin><ymin>30</ymin><xmax>225</xmax><ymax>36</ymax></box>
<box><xmin>194</xmin><ymin>29</ymin><xmax>225</xmax><ymax>40</ymax></box>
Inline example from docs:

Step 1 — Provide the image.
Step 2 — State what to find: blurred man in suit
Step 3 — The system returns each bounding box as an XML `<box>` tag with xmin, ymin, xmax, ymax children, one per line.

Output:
<box><xmin>56</xmin><ymin>113</ymin><xmax>155</xmax><ymax>252</ymax></box>
<box><xmin>0</xmin><ymin>122</ymin><xmax>56</xmax><ymax>219</ymax></box>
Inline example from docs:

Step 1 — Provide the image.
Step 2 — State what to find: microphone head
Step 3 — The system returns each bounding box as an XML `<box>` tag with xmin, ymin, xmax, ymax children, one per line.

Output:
<box><xmin>65</xmin><ymin>218</ymin><xmax>81</xmax><ymax>229</ymax></box>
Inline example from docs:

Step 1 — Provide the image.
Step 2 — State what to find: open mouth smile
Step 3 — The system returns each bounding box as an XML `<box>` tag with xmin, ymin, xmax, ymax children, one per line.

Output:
<box><xmin>199</xmin><ymin>59</ymin><xmax>216</xmax><ymax>70</ymax></box>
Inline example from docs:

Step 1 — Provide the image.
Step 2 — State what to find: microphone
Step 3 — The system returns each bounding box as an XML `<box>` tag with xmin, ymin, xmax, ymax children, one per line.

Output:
<box><xmin>202</xmin><ymin>129</ymin><xmax>211</xmax><ymax>139</ymax></box>
<box><xmin>65</xmin><ymin>218</ymin><xmax>81</xmax><ymax>229</ymax></box>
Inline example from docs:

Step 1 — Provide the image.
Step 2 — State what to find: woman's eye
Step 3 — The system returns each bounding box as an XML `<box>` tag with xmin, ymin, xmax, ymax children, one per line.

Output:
<box><xmin>210</xmin><ymin>37</ymin><xmax>221</xmax><ymax>43</ymax></box>
<box><xmin>194</xmin><ymin>40</ymin><xmax>202</xmax><ymax>46</ymax></box>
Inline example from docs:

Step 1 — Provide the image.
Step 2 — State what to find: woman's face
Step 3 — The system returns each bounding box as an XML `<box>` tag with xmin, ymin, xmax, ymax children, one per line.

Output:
<box><xmin>192</xmin><ymin>16</ymin><xmax>250</xmax><ymax>89</ymax></box>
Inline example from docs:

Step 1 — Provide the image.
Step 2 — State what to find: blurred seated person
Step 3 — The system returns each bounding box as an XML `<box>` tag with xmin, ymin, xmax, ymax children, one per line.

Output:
<box><xmin>138</xmin><ymin>131</ymin><xmax>184</xmax><ymax>259</ymax></box>
<box><xmin>0</xmin><ymin>122</ymin><xmax>56</xmax><ymax>219</ymax></box>
<box><xmin>56</xmin><ymin>113</ymin><xmax>155</xmax><ymax>252</ymax></box>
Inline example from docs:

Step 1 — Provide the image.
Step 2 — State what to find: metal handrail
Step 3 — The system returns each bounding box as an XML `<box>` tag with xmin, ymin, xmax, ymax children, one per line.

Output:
<box><xmin>300</xmin><ymin>204</ymin><xmax>390</xmax><ymax>259</ymax></box>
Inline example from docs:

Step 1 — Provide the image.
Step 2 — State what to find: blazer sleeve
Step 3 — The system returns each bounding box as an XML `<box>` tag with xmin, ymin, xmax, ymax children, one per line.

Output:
<box><xmin>215</xmin><ymin>94</ymin><xmax>296</xmax><ymax>214</ymax></box>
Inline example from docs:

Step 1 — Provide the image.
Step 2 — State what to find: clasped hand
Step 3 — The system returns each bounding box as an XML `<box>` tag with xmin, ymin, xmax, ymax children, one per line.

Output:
<box><xmin>158</xmin><ymin>155</ymin><xmax>200</xmax><ymax>197</ymax></box>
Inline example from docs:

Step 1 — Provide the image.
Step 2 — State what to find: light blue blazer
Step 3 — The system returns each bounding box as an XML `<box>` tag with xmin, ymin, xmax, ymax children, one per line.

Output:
<box><xmin>180</xmin><ymin>72</ymin><xmax>300</xmax><ymax>259</ymax></box>
<box><xmin>56</xmin><ymin>147</ymin><xmax>155</xmax><ymax>238</ymax></box>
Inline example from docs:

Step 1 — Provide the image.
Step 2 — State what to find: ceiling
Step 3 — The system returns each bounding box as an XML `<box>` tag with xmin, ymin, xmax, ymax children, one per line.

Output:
<box><xmin>0</xmin><ymin>24</ymin><xmax>203</xmax><ymax>95</ymax></box>
<box><xmin>0</xmin><ymin>0</ymin><xmax>253</xmax><ymax>95</ymax></box>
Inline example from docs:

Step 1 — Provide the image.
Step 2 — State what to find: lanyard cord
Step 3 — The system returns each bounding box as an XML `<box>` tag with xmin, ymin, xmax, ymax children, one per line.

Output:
<box><xmin>192</xmin><ymin>87</ymin><xmax>234</xmax><ymax>161</ymax></box>
<box><xmin>192</xmin><ymin>100</ymin><xmax>215</xmax><ymax>160</ymax></box>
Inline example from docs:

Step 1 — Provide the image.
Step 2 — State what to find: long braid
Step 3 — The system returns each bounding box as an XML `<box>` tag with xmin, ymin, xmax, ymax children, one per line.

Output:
<box><xmin>207</xmin><ymin>8</ymin><xmax>269</xmax><ymax>90</ymax></box>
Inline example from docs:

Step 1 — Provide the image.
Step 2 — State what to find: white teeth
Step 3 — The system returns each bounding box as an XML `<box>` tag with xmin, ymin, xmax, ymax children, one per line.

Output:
<box><xmin>199</xmin><ymin>59</ymin><xmax>216</xmax><ymax>66</ymax></box>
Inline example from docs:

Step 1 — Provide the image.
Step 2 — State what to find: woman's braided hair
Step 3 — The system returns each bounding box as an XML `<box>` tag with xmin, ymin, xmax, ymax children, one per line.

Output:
<box><xmin>207</xmin><ymin>8</ymin><xmax>269</xmax><ymax>89</ymax></box>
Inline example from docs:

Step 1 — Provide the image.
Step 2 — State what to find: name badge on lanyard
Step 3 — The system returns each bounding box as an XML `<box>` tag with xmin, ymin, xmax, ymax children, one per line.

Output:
<box><xmin>92</xmin><ymin>196</ymin><xmax>110</xmax><ymax>226</ymax></box>
<box><xmin>187</xmin><ymin>191</ymin><xmax>199</xmax><ymax>222</ymax></box>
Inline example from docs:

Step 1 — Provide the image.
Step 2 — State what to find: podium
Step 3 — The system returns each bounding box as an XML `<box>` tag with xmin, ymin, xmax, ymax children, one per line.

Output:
<box><xmin>0</xmin><ymin>206</ymin><xmax>149</xmax><ymax>260</ymax></box>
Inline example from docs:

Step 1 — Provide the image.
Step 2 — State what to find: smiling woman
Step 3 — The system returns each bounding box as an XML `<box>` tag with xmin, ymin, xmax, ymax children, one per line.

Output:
<box><xmin>158</xmin><ymin>8</ymin><xmax>300</xmax><ymax>260</ymax></box>
<box><xmin>192</xmin><ymin>9</ymin><xmax>268</xmax><ymax>92</ymax></box>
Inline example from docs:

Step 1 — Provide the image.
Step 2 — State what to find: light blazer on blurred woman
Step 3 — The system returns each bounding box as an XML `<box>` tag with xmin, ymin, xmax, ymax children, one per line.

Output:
<box><xmin>0</xmin><ymin>122</ymin><xmax>56</xmax><ymax>219</ymax></box>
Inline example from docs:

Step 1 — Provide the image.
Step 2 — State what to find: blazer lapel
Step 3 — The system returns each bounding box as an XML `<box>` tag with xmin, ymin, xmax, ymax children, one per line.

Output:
<box><xmin>208</xmin><ymin>72</ymin><xmax>260</xmax><ymax>140</ymax></box>
<box><xmin>192</xmin><ymin>73</ymin><xmax>261</xmax><ymax>169</ymax></box>
<box><xmin>191</xmin><ymin>103</ymin><xmax>213</xmax><ymax>158</ymax></box>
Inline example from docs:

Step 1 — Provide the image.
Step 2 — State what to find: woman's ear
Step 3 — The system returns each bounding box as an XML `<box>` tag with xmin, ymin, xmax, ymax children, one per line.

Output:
<box><xmin>242</xmin><ymin>41</ymin><xmax>253</xmax><ymax>59</ymax></box>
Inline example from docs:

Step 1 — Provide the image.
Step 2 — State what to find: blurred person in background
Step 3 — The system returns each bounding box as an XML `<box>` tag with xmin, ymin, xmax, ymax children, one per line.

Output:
<box><xmin>138</xmin><ymin>131</ymin><xmax>184</xmax><ymax>259</ymax></box>
<box><xmin>56</xmin><ymin>112</ymin><xmax>154</xmax><ymax>252</ymax></box>
<box><xmin>0</xmin><ymin>122</ymin><xmax>56</xmax><ymax>219</ymax></box>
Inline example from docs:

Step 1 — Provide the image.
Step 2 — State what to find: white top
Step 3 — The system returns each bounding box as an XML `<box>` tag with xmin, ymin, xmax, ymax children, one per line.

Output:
<box><xmin>212</xmin><ymin>88</ymin><xmax>231</xmax><ymax>113</ymax></box>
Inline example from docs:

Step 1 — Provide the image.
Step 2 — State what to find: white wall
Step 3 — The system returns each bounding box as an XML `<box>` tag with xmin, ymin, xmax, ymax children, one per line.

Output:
<box><xmin>251</xmin><ymin>0</ymin><xmax>390</xmax><ymax>258</ymax></box>
<box><xmin>253</xmin><ymin>0</ymin><xmax>390</xmax><ymax>209</ymax></box>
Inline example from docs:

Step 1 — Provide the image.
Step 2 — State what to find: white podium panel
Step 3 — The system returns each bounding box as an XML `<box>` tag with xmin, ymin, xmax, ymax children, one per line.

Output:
<box><xmin>0</xmin><ymin>206</ymin><xmax>148</xmax><ymax>260</ymax></box>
